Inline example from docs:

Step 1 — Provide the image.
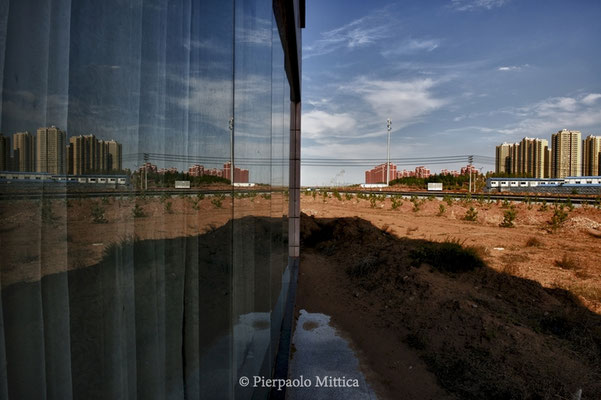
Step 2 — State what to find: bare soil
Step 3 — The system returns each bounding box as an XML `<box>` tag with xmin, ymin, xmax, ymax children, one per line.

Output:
<box><xmin>296</xmin><ymin>194</ymin><xmax>601</xmax><ymax>399</ymax></box>
<box><xmin>0</xmin><ymin>193</ymin><xmax>283</xmax><ymax>287</ymax></box>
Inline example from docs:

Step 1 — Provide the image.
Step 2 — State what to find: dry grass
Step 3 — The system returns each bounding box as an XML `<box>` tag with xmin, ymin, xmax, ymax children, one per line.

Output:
<box><xmin>555</xmin><ymin>254</ymin><xmax>579</xmax><ymax>270</ymax></box>
<box><xmin>568</xmin><ymin>284</ymin><xmax>601</xmax><ymax>302</ymax></box>
<box><xmin>406</xmin><ymin>226</ymin><xmax>419</xmax><ymax>235</ymax></box>
<box><xmin>502</xmin><ymin>263</ymin><xmax>519</xmax><ymax>275</ymax></box>
<box><xmin>525</xmin><ymin>237</ymin><xmax>543</xmax><ymax>247</ymax></box>
<box><xmin>500</xmin><ymin>253</ymin><xmax>530</xmax><ymax>264</ymax></box>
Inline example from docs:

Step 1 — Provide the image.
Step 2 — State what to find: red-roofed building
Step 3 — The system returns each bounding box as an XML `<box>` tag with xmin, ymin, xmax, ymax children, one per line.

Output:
<box><xmin>461</xmin><ymin>164</ymin><xmax>478</xmax><ymax>175</ymax></box>
<box><xmin>188</xmin><ymin>164</ymin><xmax>204</xmax><ymax>177</ymax></box>
<box><xmin>365</xmin><ymin>163</ymin><xmax>397</xmax><ymax>184</ymax></box>
<box><xmin>223</xmin><ymin>162</ymin><xmax>249</xmax><ymax>183</ymax></box>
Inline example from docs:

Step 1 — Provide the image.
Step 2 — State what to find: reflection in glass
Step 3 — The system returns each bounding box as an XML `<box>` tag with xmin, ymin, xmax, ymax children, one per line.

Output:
<box><xmin>0</xmin><ymin>0</ymin><xmax>292</xmax><ymax>398</ymax></box>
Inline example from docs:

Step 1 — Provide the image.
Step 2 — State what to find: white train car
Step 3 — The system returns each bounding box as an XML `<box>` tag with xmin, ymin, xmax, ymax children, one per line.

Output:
<box><xmin>0</xmin><ymin>172</ymin><xmax>130</xmax><ymax>187</ymax></box>
<box><xmin>486</xmin><ymin>177</ymin><xmax>601</xmax><ymax>194</ymax></box>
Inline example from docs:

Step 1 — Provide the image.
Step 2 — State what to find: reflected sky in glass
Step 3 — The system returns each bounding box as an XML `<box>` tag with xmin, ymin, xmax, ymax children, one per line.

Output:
<box><xmin>1</xmin><ymin>0</ymin><xmax>282</xmax><ymax>184</ymax></box>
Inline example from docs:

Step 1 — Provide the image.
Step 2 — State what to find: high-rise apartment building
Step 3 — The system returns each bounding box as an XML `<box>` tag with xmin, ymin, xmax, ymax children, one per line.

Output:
<box><xmin>106</xmin><ymin>140</ymin><xmax>122</xmax><ymax>172</ymax></box>
<box><xmin>13</xmin><ymin>131</ymin><xmax>35</xmax><ymax>172</ymax></box>
<box><xmin>545</xmin><ymin>147</ymin><xmax>552</xmax><ymax>179</ymax></box>
<box><xmin>0</xmin><ymin>134</ymin><xmax>9</xmax><ymax>171</ymax></box>
<box><xmin>495</xmin><ymin>138</ymin><xmax>549</xmax><ymax>178</ymax></box>
<box><xmin>0</xmin><ymin>134</ymin><xmax>10</xmax><ymax>170</ymax></box>
<box><xmin>520</xmin><ymin>137</ymin><xmax>549</xmax><ymax>178</ymax></box>
<box><xmin>68</xmin><ymin>135</ymin><xmax>122</xmax><ymax>174</ymax></box>
<box><xmin>551</xmin><ymin>129</ymin><xmax>581</xmax><ymax>178</ymax></box>
<box><xmin>583</xmin><ymin>135</ymin><xmax>601</xmax><ymax>176</ymax></box>
<box><xmin>495</xmin><ymin>143</ymin><xmax>512</xmax><ymax>174</ymax></box>
<box><xmin>36</xmin><ymin>126</ymin><xmax>66</xmax><ymax>174</ymax></box>
<box><xmin>510</xmin><ymin>142</ymin><xmax>520</xmax><ymax>175</ymax></box>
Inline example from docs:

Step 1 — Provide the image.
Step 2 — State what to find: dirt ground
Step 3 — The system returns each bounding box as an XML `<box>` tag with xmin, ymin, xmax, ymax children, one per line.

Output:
<box><xmin>296</xmin><ymin>193</ymin><xmax>601</xmax><ymax>399</ymax></box>
<box><xmin>0</xmin><ymin>192</ymin><xmax>284</xmax><ymax>287</ymax></box>
<box><xmin>301</xmin><ymin>193</ymin><xmax>601</xmax><ymax>314</ymax></box>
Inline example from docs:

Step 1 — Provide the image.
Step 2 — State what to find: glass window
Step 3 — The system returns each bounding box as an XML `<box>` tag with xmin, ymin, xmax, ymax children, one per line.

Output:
<box><xmin>0</xmin><ymin>0</ymin><xmax>294</xmax><ymax>398</ymax></box>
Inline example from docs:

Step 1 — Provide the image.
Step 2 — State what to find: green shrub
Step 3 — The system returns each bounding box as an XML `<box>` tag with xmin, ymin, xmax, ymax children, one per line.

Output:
<box><xmin>550</xmin><ymin>207</ymin><xmax>568</xmax><ymax>231</ymax></box>
<box><xmin>41</xmin><ymin>200</ymin><xmax>58</xmax><ymax>224</ymax></box>
<box><xmin>332</xmin><ymin>190</ymin><xmax>342</xmax><ymax>201</ymax></box>
<box><xmin>391</xmin><ymin>196</ymin><xmax>403</xmax><ymax>210</ymax></box>
<box><xmin>501</xmin><ymin>199</ymin><xmax>510</xmax><ymax>209</ymax></box>
<box><xmin>132</xmin><ymin>204</ymin><xmax>146</xmax><ymax>218</ymax></box>
<box><xmin>91</xmin><ymin>203</ymin><xmax>108</xmax><ymax>223</ymax></box>
<box><xmin>160</xmin><ymin>192</ymin><xmax>170</xmax><ymax>203</ymax></box>
<box><xmin>539</xmin><ymin>200</ymin><xmax>548</xmax><ymax>211</ymax></box>
<box><xmin>463</xmin><ymin>207</ymin><xmax>478</xmax><ymax>222</ymax></box>
<box><xmin>369</xmin><ymin>194</ymin><xmax>377</xmax><ymax>208</ymax></box>
<box><xmin>346</xmin><ymin>255</ymin><xmax>380</xmax><ymax>277</ymax></box>
<box><xmin>443</xmin><ymin>195</ymin><xmax>453</xmax><ymax>206</ymax></box>
<box><xmin>197</xmin><ymin>193</ymin><xmax>205</xmax><ymax>201</ymax></box>
<box><xmin>211</xmin><ymin>195</ymin><xmax>225</xmax><ymax>208</ymax></box>
<box><xmin>164</xmin><ymin>201</ymin><xmax>173</xmax><ymax>214</ymax></box>
<box><xmin>410</xmin><ymin>238</ymin><xmax>486</xmax><ymax>273</ymax></box>
<box><xmin>345</xmin><ymin>193</ymin><xmax>353</xmax><ymax>201</ymax></box>
<box><xmin>500</xmin><ymin>207</ymin><xmax>516</xmax><ymax>228</ymax></box>
<box><xmin>565</xmin><ymin>198</ymin><xmax>574</xmax><ymax>212</ymax></box>
<box><xmin>437</xmin><ymin>204</ymin><xmax>446</xmax><ymax>216</ymax></box>
<box><xmin>410</xmin><ymin>195</ymin><xmax>423</xmax><ymax>212</ymax></box>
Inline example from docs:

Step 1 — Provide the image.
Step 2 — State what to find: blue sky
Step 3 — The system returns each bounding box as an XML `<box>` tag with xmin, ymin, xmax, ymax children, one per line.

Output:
<box><xmin>301</xmin><ymin>0</ymin><xmax>601</xmax><ymax>186</ymax></box>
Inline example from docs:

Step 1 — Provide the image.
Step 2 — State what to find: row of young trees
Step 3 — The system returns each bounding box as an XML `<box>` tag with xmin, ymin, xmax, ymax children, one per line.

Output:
<box><xmin>390</xmin><ymin>173</ymin><xmax>472</xmax><ymax>189</ymax></box>
<box><xmin>134</xmin><ymin>171</ymin><xmax>230</xmax><ymax>188</ymax></box>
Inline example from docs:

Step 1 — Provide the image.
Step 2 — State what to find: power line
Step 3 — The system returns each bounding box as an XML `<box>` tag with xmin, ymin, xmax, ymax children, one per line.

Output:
<box><xmin>122</xmin><ymin>152</ymin><xmax>496</xmax><ymax>168</ymax></box>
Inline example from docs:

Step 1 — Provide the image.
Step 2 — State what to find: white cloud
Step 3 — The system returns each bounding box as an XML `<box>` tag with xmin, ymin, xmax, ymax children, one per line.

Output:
<box><xmin>345</xmin><ymin>78</ymin><xmax>447</xmax><ymax>128</ymax></box>
<box><xmin>302</xmin><ymin>110</ymin><xmax>357</xmax><ymax>139</ymax></box>
<box><xmin>303</xmin><ymin>10</ymin><xmax>393</xmax><ymax>58</ymax></box>
<box><xmin>381</xmin><ymin>38</ymin><xmax>440</xmax><ymax>57</ymax></box>
<box><xmin>495</xmin><ymin>93</ymin><xmax>601</xmax><ymax>137</ymax></box>
<box><xmin>582</xmin><ymin>93</ymin><xmax>601</xmax><ymax>105</ymax></box>
<box><xmin>497</xmin><ymin>64</ymin><xmax>529</xmax><ymax>72</ymax></box>
<box><xmin>450</xmin><ymin>0</ymin><xmax>510</xmax><ymax>11</ymax></box>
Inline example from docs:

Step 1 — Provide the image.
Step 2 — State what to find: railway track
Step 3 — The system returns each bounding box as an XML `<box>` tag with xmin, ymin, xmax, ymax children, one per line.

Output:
<box><xmin>1</xmin><ymin>186</ymin><xmax>599</xmax><ymax>205</ymax></box>
<box><xmin>311</xmin><ymin>189</ymin><xmax>601</xmax><ymax>205</ymax></box>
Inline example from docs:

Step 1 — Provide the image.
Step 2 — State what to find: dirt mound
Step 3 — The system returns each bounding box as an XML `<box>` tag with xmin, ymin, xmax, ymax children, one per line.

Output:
<box><xmin>565</xmin><ymin>216</ymin><xmax>601</xmax><ymax>230</ymax></box>
<box><xmin>299</xmin><ymin>214</ymin><xmax>601</xmax><ymax>400</ymax></box>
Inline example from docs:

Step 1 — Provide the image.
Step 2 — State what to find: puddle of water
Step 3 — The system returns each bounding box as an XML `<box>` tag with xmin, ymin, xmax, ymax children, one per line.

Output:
<box><xmin>287</xmin><ymin>310</ymin><xmax>378</xmax><ymax>400</ymax></box>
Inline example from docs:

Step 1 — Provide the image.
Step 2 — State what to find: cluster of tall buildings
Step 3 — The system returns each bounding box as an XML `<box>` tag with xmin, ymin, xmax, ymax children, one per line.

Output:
<box><xmin>0</xmin><ymin>126</ymin><xmax>122</xmax><ymax>175</ymax></box>
<box><xmin>365</xmin><ymin>163</ymin><xmax>479</xmax><ymax>184</ymax></box>
<box><xmin>495</xmin><ymin>129</ymin><xmax>601</xmax><ymax>178</ymax></box>
<box><xmin>365</xmin><ymin>164</ymin><xmax>479</xmax><ymax>184</ymax></box>
<box><xmin>140</xmin><ymin>161</ymin><xmax>250</xmax><ymax>183</ymax></box>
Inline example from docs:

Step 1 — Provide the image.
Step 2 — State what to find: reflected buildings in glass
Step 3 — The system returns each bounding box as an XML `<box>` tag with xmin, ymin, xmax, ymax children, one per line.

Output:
<box><xmin>0</xmin><ymin>0</ymin><xmax>303</xmax><ymax>398</ymax></box>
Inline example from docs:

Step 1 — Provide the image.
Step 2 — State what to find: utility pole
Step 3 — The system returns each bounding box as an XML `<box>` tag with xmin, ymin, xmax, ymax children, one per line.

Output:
<box><xmin>386</xmin><ymin>118</ymin><xmax>392</xmax><ymax>186</ymax></box>
<box><xmin>143</xmin><ymin>152</ymin><xmax>149</xmax><ymax>191</ymax></box>
<box><xmin>468</xmin><ymin>155</ymin><xmax>474</xmax><ymax>193</ymax></box>
<box><xmin>229</xmin><ymin>117</ymin><xmax>234</xmax><ymax>184</ymax></box>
